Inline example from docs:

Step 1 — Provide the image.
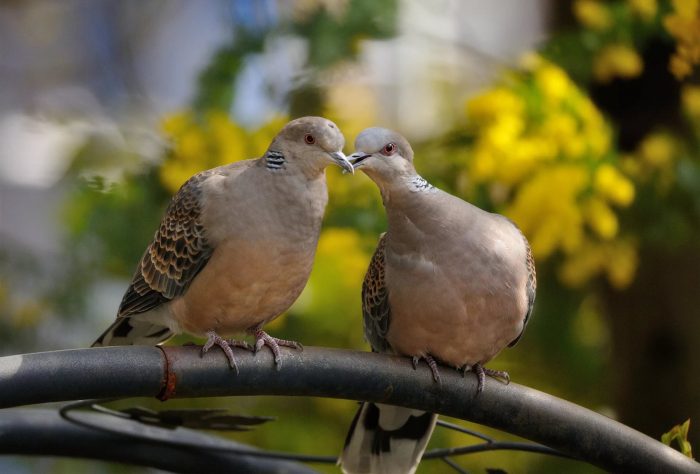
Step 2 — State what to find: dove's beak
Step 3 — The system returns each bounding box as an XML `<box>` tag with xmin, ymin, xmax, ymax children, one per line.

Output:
<box><xmin>329</xmin><ymin>151</ymin><xmax>354</xmax><ymax>174</ymax></box>
<box><xmin>348</xmin><ymin>152</ymin><xmax>372</xmax><ymax>169</ymax></box>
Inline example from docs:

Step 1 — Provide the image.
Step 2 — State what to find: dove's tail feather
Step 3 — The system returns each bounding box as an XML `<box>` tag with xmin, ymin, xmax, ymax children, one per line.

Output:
<box><xmin>339</xmin><ymin>402</ymin><xmax>437</xmax><ymax>474</ymax></box>
<box><xmin>92</xmin><ymin>316</ymin><xmax>174</xmax><ymax>347</ymax></box>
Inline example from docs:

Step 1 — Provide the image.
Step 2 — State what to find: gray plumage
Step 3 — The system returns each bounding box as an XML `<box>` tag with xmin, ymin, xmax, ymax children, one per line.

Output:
<box><xmin>340</xmin><ymin>127</ymin><xmax>536</xmax><ymax>474</ymax></box>
<box><xmin>94</xmin><ymin>116</ymin><xmax>353</xmax><ymax>369</ymax></box>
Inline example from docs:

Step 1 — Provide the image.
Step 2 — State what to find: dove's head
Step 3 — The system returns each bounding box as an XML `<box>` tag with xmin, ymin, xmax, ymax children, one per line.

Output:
<box><xmin>271</xmin><ymin>116</ymin><xmax>353</xmax><ymax>175</ymax></box>
<box><xmin>348</xmin><ymin>127</ymin><xmax>415</xmax><ymax>183</ymax></box>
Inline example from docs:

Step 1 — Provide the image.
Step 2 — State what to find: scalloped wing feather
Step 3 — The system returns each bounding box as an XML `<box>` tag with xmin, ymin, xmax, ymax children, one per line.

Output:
<box><xmin>362</xmin><ymin>233</ymin><xmax>392</xmax><ymax>353</ymax></box>
<box><xmin>117</xmin><ymin>170</ymin><xmax>216</xmax><ymax>318</ymax></box>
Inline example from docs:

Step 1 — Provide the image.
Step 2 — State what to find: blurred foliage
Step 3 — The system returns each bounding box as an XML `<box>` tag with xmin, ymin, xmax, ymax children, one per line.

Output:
<box><xmin>194</xmin><ymin>34</ymin><xmax>265</xmax><ymax>112</ymax></box>
<box><xmin>11</xmin><ymin>0</ymin><xmax>698</xmax><ymax>472</ymax></box>
<box><xmin>291</xmin><ymin>0</ymin><xmax>398</xmax><ymax>67</ymax></box>
<box><xmin>664</xmin><ymin>0</ymin><xmax>700</xmax><ymax>78</ymax></box>
<box><xmin>662</xmin><ymin>419</ymin><xmax>695</xmax><ymax>458</ymax></box>
<box><xmin>159</xmin><ymin>110</ymin><xmax>289</xmax><ymax>192</ymax></box>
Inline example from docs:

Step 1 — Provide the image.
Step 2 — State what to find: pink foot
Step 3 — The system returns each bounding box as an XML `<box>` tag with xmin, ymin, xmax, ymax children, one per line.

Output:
<box><xmin>201</xmin><ymin>330</ymin><xmax>252</xmax><ymax>374</ymax></box>
<box><xmin>470</xmin><ymin>363</ymin><xmax>510</xmax><ymax>394</ymax></box>
<box><xmin>412</xmin><ymin>354</ymin><xmax>441</xmax><ymax>383</ymax></box>
<box><xmin>253</xmin><ymin>330</ymin><xmax>303</xmax><ymax>369</ymax></box>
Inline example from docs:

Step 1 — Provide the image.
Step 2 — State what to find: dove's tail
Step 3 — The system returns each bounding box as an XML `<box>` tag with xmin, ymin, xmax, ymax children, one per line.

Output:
<box><xmin>92</xmin><ymin>316</ymin><xmax>173</xmax><ymax>347</ymax></box>
<box><xmin>339</xmin><ymin>402</ymin><xmax>437</xmax><ymax>474</ymax></box>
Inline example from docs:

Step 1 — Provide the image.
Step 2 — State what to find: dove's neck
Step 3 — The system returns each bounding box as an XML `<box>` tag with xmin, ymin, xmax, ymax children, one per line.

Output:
<box><xmin>267</xmin><ymin>169</ymin><xmax>329</xmax><ymax>230</ymax></box>
<box><xmin>382</xmin><ymin>173</ymin><xmax>466</xmax><ymax>247</ymax></box>
<box><xmin>378</xmin><ymin>172</ymin><xmax>436</xmax><ymax>206</ymax></box>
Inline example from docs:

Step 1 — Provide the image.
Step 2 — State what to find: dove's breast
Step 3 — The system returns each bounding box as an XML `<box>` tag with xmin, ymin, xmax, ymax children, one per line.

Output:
<box><xmin>384</xmin><ymin>197</ymin><xmax>529</xmax><ymax>368</ymax></box>
<box><xmin>169</xmin><ymin>168</ymin><xmax>327</xmax><ymax>336</ymax></box>
<box><xmin>170</xmin><ymin>237</ymin><xmax>317</xmax><ymax>336</ymax></box>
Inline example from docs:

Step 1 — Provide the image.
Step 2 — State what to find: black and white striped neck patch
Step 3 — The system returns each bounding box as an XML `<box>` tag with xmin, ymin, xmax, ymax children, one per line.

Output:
<box><xmin>265</xmin><ymin>150</ymin><xmax>286</xmax><ymax>171</ymax></box>
<box><xmin>407</xmin><ymin>175</ymin><xmax>435</xmax><ymax>193</ymax></box>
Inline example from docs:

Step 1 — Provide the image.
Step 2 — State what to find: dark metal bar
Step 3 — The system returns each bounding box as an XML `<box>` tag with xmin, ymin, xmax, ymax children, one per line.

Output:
<box><xmin>435</xmin><ymin>419</ymin><xmax>494</xmax><ymax>443</ymax></box>
<box><xmin>0</xmin><ymin>346</ymin><xmax>698</xmax><ymax>474</ymax></box>
<box><xmin>0</xmin><ymin>346</ymin><xmax>164</xmax><ymax>406</ymax></box>
<box><xmin>441</xmin><ymin>456</ymin><xmax>470</xmax><ymax>474</ymax></box>
<box><xmin>0</xmin><ymin>408</ymin><xmax>318</xmax><ymax>474</ymax></box>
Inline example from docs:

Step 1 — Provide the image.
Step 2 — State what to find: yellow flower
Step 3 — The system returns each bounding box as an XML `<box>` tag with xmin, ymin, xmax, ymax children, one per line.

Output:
<box><xmin>541</xmin><ymin>113</ymin><xmax>577</xmax><ymax>151</ymax></box>
<box><xmin>292</xmin><ymin>227</ymin><xmax>369</xmax><ymax>340</ymax></box>
<box><xmin>669</xmin><ymin>53</ymin><xmax>694</xmax><ymax>79</ymax></box>
<box><xmin>207</xmin><ymin>110</ymin><xmax>247</xmax><ymax>163</ymax></box>
<box><xmin>593</xmin><ymin>44</ymin><xmax>644</xmax><ymax>82</ymax></box>
<box><xmin>663</xmin><ymin>15</ymin><xmax>696</xmax><ymax>42</ymax></box>
<box><xmin>682</xmin><ymin>85</ymin><xmax>700</xmax><ymax>121</ymax></box>
<box><xmin>604</xmin><ymin>239</ymin><xmax>639</xmax><ymax>289</ymax></box>
<box><xmin>507</xmin><ymin>165</ymin><xmax>588</xmax><ymax>258</ymax></box>
<box><xmin>574</xmin><ymin>0</ymin><xmax>613</xmax><ymax>30</ymax></box>
<box><xmin>620</xmin><ymin>154</ymin><xmax>642</xmax><ymax>178</ymax></box>
<box><xmin>638</xmin><ymin>133</ymin><xmax>675</xmax><ymax>168</ymax></box>
<box><xmin>535</xmin><ymin>64</ymin><xmax>570</xmax><ymax>104</ymax></box>
<box><xmin>466</xmin><ymin>88</ymin><xmax>524</xmax><ymax>124</ymax></box>
<box><xmin>161</xmin><ymin>111</ymin><xmax>193</xmax><ymax>137</ymax></box>
<box><xmin>584</xmin><ymin>197</ymin><xmax>619</xmax><ymax>239</ymax></box>
<box><xmin>179</xmin><ymin>128</ymin><xmax>207</xmax><ymax>159</ymax></box>
<box><xmin>559</xmin><ymin>239</ymin><xmax>638</xmax><ymax>289</ymax></box>
<box><xmin>158</xmin><ymin>112</ymin><xmax>289</xmax><ymax>193</ymax></box>
<box><xmin>463</xmin><ymin>58</ymin><xmax>637</xmax><ymax>287</ymax></box>
<box><xmin>159</xmin><ymin>160</ymin><xmax>202</xmax><ymax>196</ymax></box>
<box><xmin>594</xmin><ymin>164</ymin><xmax>635</xmax><ymax>206</ymax></box>
<box><xmin>628</xmin><ymin>0</ymin><xmax>658</xmax><ymax>20</ymax></box>
<box><xmin>559</xmin><ymin>243</ymin><xmax>606</xmax><ymax>288</ymax></box>
<box><xmin>470</xmin><ymin>147</ymin><xmax>497</xmax><ymax>182</ymax></box>
<box><xmin>672</xmin><ymin>0</ymin><xmax>699</xmax><ymax>19</ymax></box>
<box><xmin>323</xmin><ymin>80</ymin><xmax>378</xmax><ymax>142</ymax></box>
<box><xmin>484</xmin><ymin>114</ymin><xmax>524</xmax><ymax>150</ymax></box>
<box><xmin>315</xmin><ymin>228</ymin><xmax>369</xmax><ymax>288</ymax></box>
<box><xmin>664</xmin><ymin>1</ymin><xmax>700</xmax><ymax>78</ymax></box>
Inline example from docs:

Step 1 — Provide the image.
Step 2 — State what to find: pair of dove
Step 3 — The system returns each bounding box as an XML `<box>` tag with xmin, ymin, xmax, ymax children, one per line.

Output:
<box><xmin>92</xmin><ymin>116</ymin><xmax>536</xmax><ymax>474</ymax></box>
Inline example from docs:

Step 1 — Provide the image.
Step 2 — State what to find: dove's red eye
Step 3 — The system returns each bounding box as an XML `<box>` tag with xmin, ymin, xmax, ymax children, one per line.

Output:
<box><xmin>381</xmin><ymin>143</ymin><xmax>397</xmax><ymax>156</ymax></box>
<box><xmin>304</xmin><ymin>134</ymin><xmax>316</xmax><ymax>145</ymax></box>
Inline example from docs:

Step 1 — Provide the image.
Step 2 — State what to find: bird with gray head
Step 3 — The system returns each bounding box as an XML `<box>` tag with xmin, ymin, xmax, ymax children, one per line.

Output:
<box><xmin>93</xmin><ymin>116</ymin><xmax>353</xmax><ymax>372</ymax></box>
<box><xmin>339</xmin><ymin>127</ymin><xmax>536</xmax><ymax>474</ymax></box>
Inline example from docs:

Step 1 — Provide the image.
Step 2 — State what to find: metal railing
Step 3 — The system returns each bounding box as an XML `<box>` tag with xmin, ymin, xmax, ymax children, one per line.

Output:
<box><xmin>0</xmin><ymin>345</ymin><xmax>698</xmax><ymax>473</ymax></box>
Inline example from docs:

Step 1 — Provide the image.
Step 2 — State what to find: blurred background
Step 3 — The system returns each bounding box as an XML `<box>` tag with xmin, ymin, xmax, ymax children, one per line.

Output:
<box><xmin>1</xmin><ymin>0</ymin><xmax>699</xmax><ymax>472</ymax></box>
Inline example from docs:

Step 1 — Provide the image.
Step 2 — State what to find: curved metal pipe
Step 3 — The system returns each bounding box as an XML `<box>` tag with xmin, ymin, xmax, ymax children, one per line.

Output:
<box><xmin>0</xmin><ymin>408</ymin><xmax>317</xmax><ymax>473</ymax></box>
<box><xmin>0</xmin><ymin>346</ymin><xmax>698</xmax><ymax>474</ymax></box>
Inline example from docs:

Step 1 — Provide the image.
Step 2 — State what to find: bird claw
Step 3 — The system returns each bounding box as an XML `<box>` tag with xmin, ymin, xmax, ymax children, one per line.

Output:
<box><xmin>201</xmin><ymin>330</ymin><xmax>246</xmax><ymax>374</ymax></box>
<box><xmin>411</xmin><ymin>354</ymin><xmax>441</xmax><ymax>384</ymax></box>
<box><xmin>471</xmin><ymin>363</ymin><xmax>510</xmax><ymax>394</ymax></box>
<box><xmin>253</xmin><ymin>330</ymin><xmax>302</xmax><ymax>369</ymax></box>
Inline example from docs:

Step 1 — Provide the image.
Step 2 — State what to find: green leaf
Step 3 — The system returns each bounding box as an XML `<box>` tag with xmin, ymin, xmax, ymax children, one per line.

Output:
<box><xmin>661</xmin><ymin>419</ymin><xmax>694</xmax><ymax>459</ymax></box>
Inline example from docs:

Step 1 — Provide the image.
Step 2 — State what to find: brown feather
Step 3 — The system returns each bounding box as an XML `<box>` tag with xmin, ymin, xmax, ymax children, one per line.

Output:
<box><xmin>117</xmin><ymin>170</ymin><xmax>217</xmax><ymax>317</ymax></box>
<box><xmin>362</xmin><ymin>233</ymin><xmax>392</xmax><ymax>353</ymax></box>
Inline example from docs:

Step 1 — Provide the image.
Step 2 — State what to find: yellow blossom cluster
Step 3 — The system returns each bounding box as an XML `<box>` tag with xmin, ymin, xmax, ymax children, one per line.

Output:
<box><xmin>663</xmin><ymin>0</ymin><xmax>700</xmax><ymax>78</ymax></box>
<box><xmin>593</xmin><ymin>44</ymin><xmax>644</xmax><ymax>82</ymax></box>
<box><xmin>465</xmin><ymin>57</ymin><xmax>637</xmax><ymax>288</ymax></box>
<box><xmin>574</xmin><ymin>0</ymin><xmax>614</xmax><ymax>30</ymax></box>
<box><xmin>628</xmin><ymin>0</ymin><xmax>658</xmax><ymax>20</ymax></box>
<box><xmin>621</xmin><ymin>132</ymin><xmax>678</xmax><ymax>191</ymax></box>
<box><xmin>159</xmin><ymin>110</ymin><xmax>289</xmax><ymax>193</ymax></box>
<box><xmin>573</xmin><ymin>1</ymin><xmax>650</xmax><ymax>83</ymax></box>
<box><xmin>575</xmin><ymin>0</ymin><xmax>659</xmax><ymax>28</ymax></box>
<box><xmin>682</xmin><ymin>85</ymin><xmax>700</xmax><ymax>124</ymax></box>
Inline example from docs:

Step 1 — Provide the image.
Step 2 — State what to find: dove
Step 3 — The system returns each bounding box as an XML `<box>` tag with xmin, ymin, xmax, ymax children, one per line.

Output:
<box><xmin>339</xmin><ymin>127</ymin><xmax>535</xmax><ymax>474</ymax></box>
<box><xmin>93</xmin><ymin>116</ymin><xmax>353</xmax><ymax>372</ymax></box>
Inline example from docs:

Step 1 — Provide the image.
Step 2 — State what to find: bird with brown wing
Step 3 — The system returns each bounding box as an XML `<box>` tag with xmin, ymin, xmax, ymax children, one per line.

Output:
<box><xmin>93</xmin><ymin>117</ymin><xmax>353</xmax><ymax>372</ymax></box>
